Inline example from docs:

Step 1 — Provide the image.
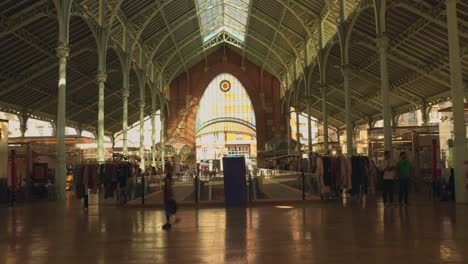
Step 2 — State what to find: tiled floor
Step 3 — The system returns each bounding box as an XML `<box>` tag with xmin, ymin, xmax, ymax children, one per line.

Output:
<box><xmin>1</xmin><ymin>198</ymin><xmax>467</xmax><ymax>264</ymax></box>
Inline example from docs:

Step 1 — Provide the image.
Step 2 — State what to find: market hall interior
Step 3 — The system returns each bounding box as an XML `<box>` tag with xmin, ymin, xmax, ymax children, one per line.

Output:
<box><xmin>0</xmin><ymin>0</ymin><xmax>467</xmax><ymax>263</ymax></box>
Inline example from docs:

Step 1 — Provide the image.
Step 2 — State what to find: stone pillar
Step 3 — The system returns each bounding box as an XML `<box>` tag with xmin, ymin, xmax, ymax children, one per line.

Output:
<box><xmin>342</xmin><ymin>65</ymin><xmax>353</xmax><ymax>155</ymax></box>
<box><xmin>139</xmin><ymin>101</ymin><xmax>145</xmax><ymax>170</ymax></box>
<box><xmin>96</xmin><ymin>73</ymin><xmax>107</xmax><ymax>162</ymax></box>
<box><xmin>56</xmin><ymin>46</ymin><xmax>69</xmax><ymax>199</ymax></box>
<box><xmin>446</xmin><ymin>0</ymin><xmax>467</xmax><ymax>203</ymax></box>
<box><xmin>122</xmin><ymin>89</ymin><xmax>129</xmax><ymax>156</ymax></box>
<box><xmin>376</xmin><ymin>35</ymin><xmax>392</xmax><ymax>151</ymax></box>
<box><xmin>321</xmin><ymin>86</ymin><xmax>329</xmax><ymax>152</ymax></box>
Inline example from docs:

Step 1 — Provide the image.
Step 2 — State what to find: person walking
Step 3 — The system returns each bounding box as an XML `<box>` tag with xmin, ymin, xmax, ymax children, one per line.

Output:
<box><xmin>381</xmin><ymin>151</ymin><xmax>396</xmax><ymax>207</ymax></box>
<box><xmin>397</xmin><ymin>151</ymin><xmax>412</xmax><ymax>206</ymax></box>
<box><xmin>162</xmin><ymin>162</ymin><xmax>177</xmax><ymax>230</ymax></box>
<box><xmin>162</xmin><ymin>173</ymin><xmax>177</xmax><ymax>230</ymax></box>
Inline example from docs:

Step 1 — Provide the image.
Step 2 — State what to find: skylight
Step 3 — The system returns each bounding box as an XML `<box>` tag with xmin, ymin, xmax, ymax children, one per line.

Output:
<box><xmin>196</xmin><ymin>0</ymin><xmax>250</xmax><ymax>43</ymax></box>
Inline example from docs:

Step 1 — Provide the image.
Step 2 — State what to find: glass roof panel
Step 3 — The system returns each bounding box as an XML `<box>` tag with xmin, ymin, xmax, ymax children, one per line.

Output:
<box><xmin>196</xmin><ymin>0</ymin><xmax>250</xmax><ymax>43</ymax></box>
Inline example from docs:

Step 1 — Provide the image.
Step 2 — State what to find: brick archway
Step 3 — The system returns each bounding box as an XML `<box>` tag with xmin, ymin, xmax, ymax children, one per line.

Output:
<box><xmin>165</xmin><ymin>48</ymin><xmax>286</xmax><ymax>161</ymax></box>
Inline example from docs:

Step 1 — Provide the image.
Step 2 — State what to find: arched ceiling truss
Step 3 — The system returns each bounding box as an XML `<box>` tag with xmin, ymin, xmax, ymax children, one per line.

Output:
<box><xmin>0</xmin><ymin>0</ymin><xmax>467</xmax><ymax>133</ymax></box>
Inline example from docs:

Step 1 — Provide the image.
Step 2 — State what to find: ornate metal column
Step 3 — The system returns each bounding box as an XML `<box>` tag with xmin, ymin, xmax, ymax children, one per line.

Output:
<box><xmin>446</xmin><ymin>0</ymin><xmax>467</xmax><ymax>203</ymax></box>
<box><xmin>374</xmin><ymin>0</ymin><xmax>392</xmax><ymax>151</ymax></box>
<box><xmin>307</xmin><ymin>104</ymin><xmax>312</xmax><ymax>171</ymax></box>
<box><xmin>318</xmin><ymin>17</ymin><xmax>329</xmax><ymax>152</ymax></box>
<box><xmin>296</xmin><ymin>108</ymin><xmax>301</xmax><ymax>153</ymax></box>
<box><xmin>321</xmin><ymin>86</ymin><xmax>329</xmax><ymax>151</ymax></box>
<box><xmin>286</xmin><ymin>91</ymin><xmax>292</xmax><ymax>156</ymax></box>
<box><xmin>53</xmin><ymin>0</ymin><xmax>72</xmax><ymax>200</ymax></box>
<box><xmin>151</xmin><ymin>110</ymin><xmax>156</xmax><ymax>167</ymax></box>
<box><xmin>160</xmin><ymin>104</ymin><xmax>165</xmax><ymax>172</ymax></box>
<box><xmin>122</xmin><ymin>89</ymin><xmax>129</xmax><ymax>156</ymax></box>
<box><xmin>56</xmin><ymin>46</ymin><xmax>69</xmax><ymax>199</ymax></box>
<box><xmin>96</xmin><ymin>72</ymin><xmax>107</xmax><ymax>162</ymax></box>
<box><xmin>18</xmin><ymin>113</ymin><xmax>28</xmax><ymax>137</ymax></box>
<box><xmin>343</xmin><ymin>66</ymin><xmax>353</xmax><ymax>155</ymax></box>
<box><xmin>377</xmin><ymin>36</ymin><xmax>392</xmax><ymax>151</ymax></box>
<box><xmin>139</xmin><ymin>101</ymin><xmax>145</xmax><ymax>170</ymax></box>
<box><xmin>421</xmin><ymin>99</ymin><xmax>430</xmax><ymax>126</ymax></box>
<box><xmin>121</xmin><ymin>52</ymin><xmax>131</xmax><ymax>157</ymax></box>
<box><xmin>340</xmin><ymin>0</ymin><xmax>353</xmax><ymax>155</ymax></box>
<box><xmin>95</xmin><ymin>2</ymin><xmax>109</xmax><ymax>163</ymax></box>
<box><xmin>136</xmin><ymin>64</ymin><xmax>147</xmax><ymax>170</ymax></box>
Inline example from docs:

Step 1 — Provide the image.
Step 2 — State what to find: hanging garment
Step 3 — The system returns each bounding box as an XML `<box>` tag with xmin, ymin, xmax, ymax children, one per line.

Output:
<box><xmin>74</xmin><ymin>166</ymin><xmax>83</xmax><ymax>188</ymax></box>
<box><xmin>361</xmin><ymin>156</ymin><xmax>369</xmax><ymax>194</ymax></box>
<box><xmin>316</xmin><ymin>157</ymin><xmax>329</xmax><ymax>195</ymax></box>
<box><xmin>368</xmin><ymin>159</ymin><xmax>378</xmax><ymax>195</ymax></box>
<box><xmin>322</xmin><ymin>157</ymin><xmax>333</xmax><ymax>186</ymax></box>
<box><xmin>76</xmin><ymin>183</ymin><xmax>85</xmax><ymax>199</ymax></box>
<box><xmin>118</xmin><ymin>164</ymin><xmax>130</xmax><ymax>188</ymax></box>
<box><xmin>340</xmin><ymin>157</ymin><xmax>350</xmax><ymax>190</ymax></box>
<box><xmin>88</xmin><ymin>164</ymin><xmax>100</xmax><ymax>192</ymax></box>
<box><xmin>333</xmin><ymin>157</ymin><xmax>342</xmax><ymax>189</ymax></box>
<box><xmin>345</xmin><ymin>158</ymin><xmax>352</xmax><ymax>191</ymax></box>
<box><xmin>82</xmin><ymin>165</ymin><xmax>89</xmax><ymax>188</ymax></box>
<box><xmin>330</xmin><ymin>157</ymin><xmax>337</xmax><ymax>188</ymax></box>
<box><xmin>103</xmin><ymin>164</ymin><xmax>119</xmax><ymax>199</ymax></box>
<box><xmin>350</xmin><ymin>157</ymin><xmax>361</xmax><ymax>195</ymax></box>
<box><xmin>99</xmin><ymin>164</ymin><xmax>105</xmax><ymax>187</ymax></box>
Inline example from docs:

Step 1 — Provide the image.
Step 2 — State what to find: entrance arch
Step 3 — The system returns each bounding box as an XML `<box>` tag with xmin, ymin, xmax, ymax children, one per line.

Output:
<box><xmin>195</xmin><ymin>73</ymin><xmax>257</xmax><ymax>171</ymax></box>
<box><xmin>165</xmin><ymin>48</ymin><xmax>287</xmax><ymax>168</ymax></box>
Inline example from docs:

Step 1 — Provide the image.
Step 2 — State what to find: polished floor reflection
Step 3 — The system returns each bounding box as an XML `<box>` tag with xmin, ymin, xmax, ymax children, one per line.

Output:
<box><xmin>1</xmin><ymin>199</ymin><xmax>467</xmax><ymax>264</ymax></box>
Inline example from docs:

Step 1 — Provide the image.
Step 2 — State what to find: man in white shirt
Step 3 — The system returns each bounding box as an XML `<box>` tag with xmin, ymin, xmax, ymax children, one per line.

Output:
<box><xmin>381</xmin><ymin>151</ymin><xmax>395</xmax><ymax>207</ymax></box>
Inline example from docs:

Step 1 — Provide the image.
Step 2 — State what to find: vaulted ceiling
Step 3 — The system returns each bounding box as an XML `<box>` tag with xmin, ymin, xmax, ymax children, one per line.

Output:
<box><xmin>0</xmin><ymin>0</ymin><xmax>467</xmax><ymax>133</ymax></box>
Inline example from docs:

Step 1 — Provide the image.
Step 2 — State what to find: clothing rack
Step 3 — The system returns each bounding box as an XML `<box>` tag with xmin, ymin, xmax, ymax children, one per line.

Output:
<box><xmin>316</xmin><ymin>155</ymin><xmax>377</xmax><ymax>201</ymax></box>
<box><xmin>72</xmin><ymin>162</ymin><xmax>135</xmax><ymax>209</ymax></box>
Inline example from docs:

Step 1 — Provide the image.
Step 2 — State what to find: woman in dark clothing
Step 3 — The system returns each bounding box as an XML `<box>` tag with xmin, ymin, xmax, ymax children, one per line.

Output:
<box><xmin>162</xmin><ymin>162</ymin><xmax>177</xmax><ymax>230</ymax></box>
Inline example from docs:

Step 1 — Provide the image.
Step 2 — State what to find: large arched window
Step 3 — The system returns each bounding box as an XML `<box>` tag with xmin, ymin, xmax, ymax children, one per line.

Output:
<box><xmin>196</xmin><ymin>73</ymin><xmax>257</xmax><ymax>168</ymax></box>
<box><xmin>196</xmin><ymin>73</ymin><xmax>255</xmax><ymax>131</ymax></box>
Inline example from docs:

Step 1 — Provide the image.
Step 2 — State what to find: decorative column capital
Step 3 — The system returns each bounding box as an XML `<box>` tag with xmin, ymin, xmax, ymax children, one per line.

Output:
<box><xmin>96</xmin><ymin>73</ymin><xmax>107</xmax><ymax>83</ymax></box>
<box><xmin>122</xmin><ymin>89</ymin><xmax>130</xmax><ymax>98</ymax></box>
<box><xmin>75</xmin><ymin>126</ymin><xmax>82</xmax><ymax>137</ymax></box>
<box><xmin>20</xmin><ymin>123</ymin><xmax>28</xmax><ymax>137</ymax></box>
<box><xmin>56</xmin><ymin>46</ymin><xmax>69</xmax><ymax>59</ymax></box>
<box><xmin>341</xmin><ymin>64</ymin><xmax>351</xmax><ymax>74</ymax></box>
<box><xmin>376</xmin><ymin>35</ymin><xmax>389</xmax><ymax>51</ymax></box>
<box><xmin>50</xmin><ymin>122</ymin><xmax>57</xmax><ymax>136</ymax></box>
<box><xmin>320</xmin><ymin>85</ymin><xmax>328</xmax><ymax>94</ymax></box>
